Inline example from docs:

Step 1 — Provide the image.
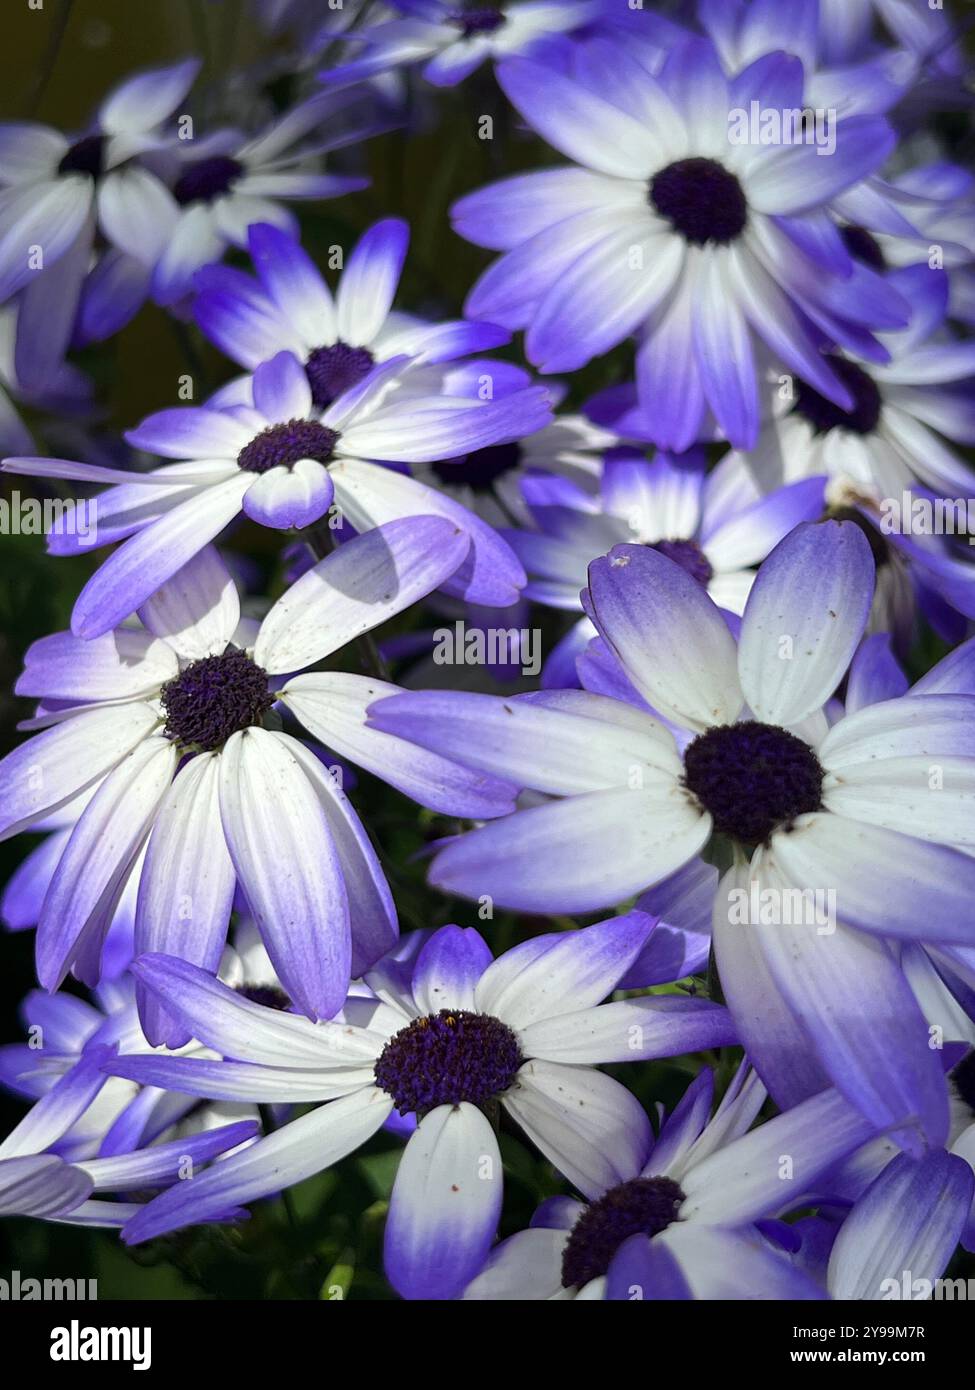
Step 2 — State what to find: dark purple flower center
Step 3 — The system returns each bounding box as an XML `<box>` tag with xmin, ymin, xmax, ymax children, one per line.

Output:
<box><xmin>650</xmin><ymin>158</ymin><xmax>748</xmax><ymax>245</ymax></box>
<box><xmin>58</xmin><ymin>134</ymin><xmax>106</xmax><ymax>179</ymax></box>
<box><xmin>431</xmin><ymin>442</ymin><xmax>522</xmax><ymax>491</ymax></box>
<box><xmin>651</xmin><ymin>538</ymin><xmax>713</xmax><ymax>588</ymax></box>
<box><xmin>953</xmin><ymin>1049</ymin><xmax>975</xmax><ymax>1116</ymax></box>
<box><xmin>161</xmin><ymin>649</ymin><xmax>273</xmax><ymax>751</ymax></box>
<box><xmin>374</xmin><ymin>1009</ymin><xmax>523</xmax><ymax>1116</ymax></box>
<box><xmin>304</xmin><ymin>342</ymin><xmax>375</xmax><ymax>410</ymax></box>
<box><xmin>237</xmin><ymin>984</ymin><xmax>292</xmax><ymax>1011</ymax></box>
<box><xmin>683</xmin><ymin>720</ymin><xmax>825</xmax><ymax>845</ymax></box>
<box><xmin>561</xmin><ymin>1177</ymin><xmax>686</xmax><ymax>1289</ymax></box>
<box><xmin>448</xmin><ymin>7</ymin><xmax>506</xmax><ymax>37</ymax></box>
<box><xmin>794</xmin><ymin>356</ymin><xmax>882</xmax><ymax>436</ymax></box>
<box><xmin>237</xmin><ymin>419</ymin><xmax>340</xmax><ymax>474</ymax></box>
<box><xmin>841</xmin><ymin>224</ymin><xmax>886</xmax><ymax>271</ymax></box>
<box><xmin>173</xmin><ymin>155</ymin><xmax>243</xmax><ymax>206</ymax></box>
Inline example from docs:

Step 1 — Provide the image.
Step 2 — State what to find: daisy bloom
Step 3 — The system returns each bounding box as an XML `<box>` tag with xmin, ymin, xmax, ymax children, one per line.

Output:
<box><xmin>463</xmin><ymin>1063</ymin><xmax>877</xmax><ymax>1300</ymax></box>
<box><xmin>3</xmin><ymin>347</ymin><xmax>550</xmax><ymax>636</ymax></box>
<box><xmin>194</xmin><ymin>218</ymin><xmax>510</xmax><ymax>393</ymax></box>
<box><xmin>0</xmin><ymin>529</ymin><xmax>518</xmax><ymax>1039</ymax></box>
<box><xmin>453</xmin><ymin>34</ymin><xmax>902</xmax><ymax>449</ymax></box>
<box><xmin>0</xmin><ymin>1045</ymin><xmax>257</xmax><ymax>1228</ymax></box>
<box><xmin>369</xmin><ymin>519</ymin><xmax>975</xmax><ymax>1148</ymax></box>
<box><xmin>110</xmin><ymin>914</ymin><xmax>736</xmax><ymax>1296</ymax></box>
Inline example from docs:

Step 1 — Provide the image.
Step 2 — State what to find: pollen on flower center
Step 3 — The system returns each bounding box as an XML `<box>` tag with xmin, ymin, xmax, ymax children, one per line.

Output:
<box><xmin>431</xmin><ymin>441</ymin><xmax>522</xmax><ymax>491</ymax></box>
<box><xmin>160</xmin><ymin>648</ymin><xmax>274</xmax><ymax>752</ymax></box>
<box><xmin>682</xmin><ymin>720</ymin><xmax>825</xmax><ymax>846</ymax></box>
<box><xmin>651</xmin><ymin>538</ymin><xmax>713</xmax><ymax>588</ymax></box>
<box><xmin>237</xmin><ymin>419</ymin><xmax>340</xmax><ymax>474</ymax></box>
<box><xmin>173</xmin><ymin>155</ymin><xmax>244</xmax><ymax>206</ymax></box>
<box><xmin>58</xmin><ymin>134</ymin><xmax>106</xmax><ymax>179</ymax></box>
<box><xmin>448</xmin><ymin>7</ymin><xmax>506</xmax><ymax>37</ymax></box>
<box><xmin>304</xmin><ymin>342</ymin><xmax>375</xmax><ymax>409</ymax></box>
<box><xmin>794</xmin><ymin>356</ymin><xmax>882</xmax><ymax>436</ymax></box>
<box><xmin>373</xmin><ymin>1009</ymin><xmax>523</xmax><ymax>1116</ymax></box>
<box><xmin>650</xmin><ymin>157</ymin><xmax>748</xmax><ymax>246</ymax></box>
<box><xmin>561</xmin><ymin>1177</ymin><xmax>686</xmax><ymax>1289</ymax></box>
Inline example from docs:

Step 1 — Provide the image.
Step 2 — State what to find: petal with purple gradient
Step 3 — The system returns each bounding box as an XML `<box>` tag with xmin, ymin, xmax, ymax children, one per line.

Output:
<box><xmin>431</xmin><ymin>784</ymin><xmax>709</xmax><ymax>915</ymax></box>
<box><xmin>281</xmin><ymin>672</ymin><xmax>518</xmax><ymax>820</ymax></box>
<box><xmin>122</xmin><ymin>1088</ymin><xmax>392</xmax><ymax>1244</ymax></box>
<box><xmin>367</xmin><ymin>688</ymin><xmax>681</xmax><ymax>796</ymax></box>
<box><xmin>16</xmin><ymin>628</ymin><xmax>176</xmax><ymax>702</ymax></box>
<box><xmin>738</xmin><ymin>520</ymin><xmax>874</xmax><ymax>726</ymax></box>
<box><xmin>588</xmin><ymin>544</ymin><xmax>742</xmax><ymax>731</ymax></box>
<box><xmin>248</xmin><ymin>221</ymin><xmax>335</xmax><ymax>345</ymax></box>
<box><xmin>411</xmin><ymin>925</ymin><xmax>492</xmax><ymax>1015</ymax></box>
<box><xmin>384</xmin><ymin>1104</ymin><xmax>502</xmax><ymax>1301</ymax></box>
<box><xmin>217</xmin><ymin>728</ymin><xmax>350</xmax><ymax>1022</ymax></box>
<box><xmin>828</xmin><ymin>1151</ymin><xmax>974</xmax><ymax>1300</ymax></box>
<box><xmin>130</xmin><ymin>954</ymin><xmax>381</xmax><ymax>1068</ymax></box>
<box><xmin>0</xmin><ymin>703</ymin><xmax>159</xmax><ymax>842</ymax></box>
<box><xmin>770</xmin><ymin>813</ymin><xmax>975</xmax><ymax>943</ymax></box>
<box><xmin>273</xmin><ymin>733</ymin><xmax>397</xmax><ymax>976</ymax></box>
<box><xmin>71</xmin><ymin>474</ymin><xmax>252</xmax><ymax>639</ymax></box>
<box><xmin>477</xmin><ymin>912</ymin><xmax>656</xmax><ymax>1030</ymax></box>
<box><xmin>519</xmin><ymin>995</ymin><xmax>737</xmax><ymax>1064</ymax></box>
<box><xmin>134</xmin><ymin>754</ymin><xmax>236</xmax><ymax>1048</ymax></box>
<box><xmin>137</xmin><ymin>544</ymin><xmax>240</xmax><ymax>661</ymax></box>
<box><xmin>336</xmin><ymin>218</ymin><xmax>409</xmax><ymax>345</ymax></box>
<box><xmin>255</xmin><ymin>515</ymin><xmax>470</xmax><ymax>673</ymax></box>
<box><xmin>241</xmin><ymin>459</ymin><xmax>334</xmax><ymax>530</ymax></box>
<box><xmin>503</xmin><ymin>1061</ymin><xmax>652</xmax><ymax>1201</ymax></box>
<box><xmin>36</xmin><ymin>738</ymin><xmax>178</xmax><ymax>991</ymax></box>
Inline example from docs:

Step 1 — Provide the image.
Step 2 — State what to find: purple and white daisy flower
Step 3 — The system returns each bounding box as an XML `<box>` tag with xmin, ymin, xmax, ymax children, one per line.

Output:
<box><xmin>193</xmin><ymin>218</ymin><xmax>510</xmax><ymax>396</ymax></box>
<box><xmin>320</xmin><ymin>0</ymin><xmax>604</xmax><ymax>90</ymax></box>
<box><xmin>733</xmin><ymin>266</ymin><xmax>975</xmax><ymax>507</ymax></box>
<box><xmin>0</xmin><ymin>1045</ymin><xmax>257</xmax><ymax>1228</ymax></box>
<box><xmin>0</xmin><ymin>922</ymin><xmax>284</xmax><ymax>1161</ymax></box>
<box><xmin>369</xmin><ymin>519</ymin><xmax>975</xmax><ymax>1149</ymax></box>
<box><xmin>504</xmin><ymin>445</ymin><xmax>825</xmax><ymax>686</ymax></box>
<box><xmin>3</xmin><ymin>348</ymin><xmax>550</xmax><ymax>636</ymax></box>
<box><xmin>463</xmin><ymin>1063</ymin><xmax>875</xmax><ymax>1300</ymax></box>
<box><xmin>822</xmin><ymin>1146</ymin><xmax>975</xmax><ymax>1299</ymax></box>
<box><xmin>453</xmin><ymin>34</ymin><xmax>903</xmax><ymax>450</ymax></box>
<box><xmin>146</xmin><ymin>90</ymin><xmax>386</xmax><ymax>308</ymax></box>
<box><xmin>0</xmin><ymin>58</ymin><xmax>200</xmax><ymax>383</ymax></box>
<box><xmin>109</xmin><ymin>914</ymin><xmax>736</xmax><ymax>1296</ymax></box>
<box><xmin>0</xmin><ymin>531</ymin><xmax>519</xmax><ymax>1039</ymax></box>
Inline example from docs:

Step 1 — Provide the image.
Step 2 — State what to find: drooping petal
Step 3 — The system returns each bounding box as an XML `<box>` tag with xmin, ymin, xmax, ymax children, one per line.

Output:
<box><xmin>134</xmin><ymin>754</ymin><xmax>236</xmax><ymax>1048</ymax></box>
<box><xmin>384</xmin><ymin>1105</ymin><xmax>502</xmax><ymax>1300</ymax></box>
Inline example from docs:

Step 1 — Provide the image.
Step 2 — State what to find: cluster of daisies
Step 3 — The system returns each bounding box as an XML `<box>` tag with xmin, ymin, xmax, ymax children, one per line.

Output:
<box><xmin>1</xmin><ymin>0</ymin><xmax>974</xmax><ymax>1302</ymax></box>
